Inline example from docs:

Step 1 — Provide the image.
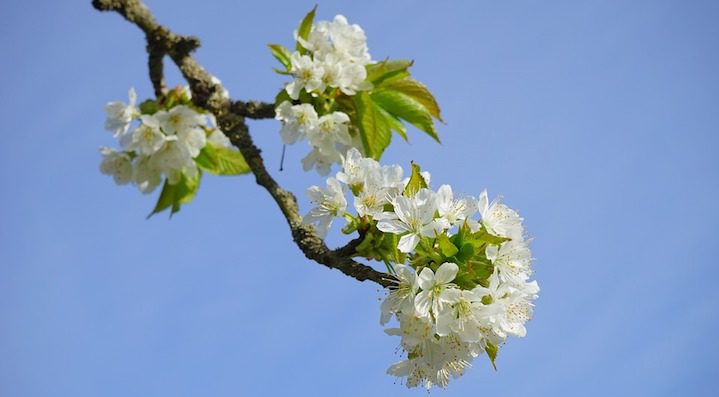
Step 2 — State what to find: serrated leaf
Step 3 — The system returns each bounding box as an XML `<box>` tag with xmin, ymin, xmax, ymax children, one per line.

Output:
<box><xmin>295</xmin><ymin>5</ymin><xmax>317</xmax><ymax>53</ymax></box>
<box><xmin>195</xmin><ymin>143</ymin><xmax>251</xmax><ymax>176</ymax></box>
<box><xmin>376</xmin><ymin>105</ymin><xmax>407</xmax><ymax>141</ymax></box>
<box><xmin>268</xmin><ymin>43</ymin><xmax>292</xmax><ymax>70</ymax></box>
<box><xmin>148</xmin><ymin>172</ymin><xmax>201</xmax><ymax>218</ymax></box>
<box><xmin>437</xmin><ymin>233</ymin><xmax>459</xmax><ymax>257</ymax></box>
<box><xmin>381</xmin><ymin>78</ymin><xmax>443</xmax><ymax>122</ymax></box>
<box><xmin>372</xmin><ymin>89</ymin><xmax>439</xmax><ymax>143</ymax></box>
<box><xmin>365</xmin><ymin>59</ymin><xmax>413</xmax><ymax>86</ymax></box>
<box><xmin>403</xmin><ymin>162</ymin><xmax>428</xmax><ymax>197</ymax></box>
<box><xmin>486</xmin><ymin>342</ymin><xmax>499</xmax><ymax>370</ymax></box>
<box><xmin>353</xmin><ymin>91</ymin><xmax>391</xmax><ymax>160</ymax></box>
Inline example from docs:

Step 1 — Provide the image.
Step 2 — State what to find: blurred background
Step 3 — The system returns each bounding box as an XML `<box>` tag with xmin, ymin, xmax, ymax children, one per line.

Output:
<box><xmin>1</xmin><ymin>1</ymin><xmax>717</xmax><ymax>395</ymax></box>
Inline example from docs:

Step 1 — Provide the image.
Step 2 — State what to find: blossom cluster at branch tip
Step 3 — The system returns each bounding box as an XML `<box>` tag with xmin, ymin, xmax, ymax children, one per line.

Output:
<box><xmin>303</xmin><ymin>148</ymin><xmax>540</xmax><ymax>389</ymax></box>
<box><xmin>99</xmin><ymin>87</ymin><xmax>235</xmax><ymax>193</ymax></box>
<box><xmin>275</xmin><ymin>14</ymin><xmax>373</xmax><ymax>175</ymax></box>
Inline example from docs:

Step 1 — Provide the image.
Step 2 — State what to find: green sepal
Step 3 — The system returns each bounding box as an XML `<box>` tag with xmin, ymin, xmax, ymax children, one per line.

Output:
<box><xmin>160</xmin><ymin>86</ymin><xmax>192</xmax><ymax>110</ymax></box>
<box><xmin>268</xmin><ymin>43</ymin><xmax>292</xmax><ymax>70</ymax></box>
<box><xmin>341</xmin><ymin>213</ymin><xmax>359</xmax><ymax>235</ymax></box>
<box><xmin>355</xmin><ymin>226</ymin><xmax>406</xmax><ymax>264</ymax></box>
<box><xmin>295</xmin><ymin>5</ymin><xmax>317</xmax><ymax>53</ymax></box>
<box><xmin>139</xmin><ymin>99</ymin><xmax>158</xmax><ymax>115</ymax></box>
<box><xmin>486</xmin><ymin>342</ymin><xmax>499</xmax><ymax>370</ymax></box>
<box><xmin>148</xmin><ymin>172</ymin><xmax>202</xmax><ymax>218</ymax></box>
<box><xmin>403</xmin><ymin>162</ymin><xmax>428</xmax><ymax>197</ymax></box>
<box><xmin>194</xmin><ymin>142</ymin><xmax>251</xmax><ymax>176</ymax></box>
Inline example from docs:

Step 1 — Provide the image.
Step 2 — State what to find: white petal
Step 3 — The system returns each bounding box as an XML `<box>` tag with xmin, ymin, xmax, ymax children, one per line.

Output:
<box><xmin>377</xmin><ymin>219</ymin><xmax>410</xmax><ymax>234</ymax></box>
<box><xmin>414</xmin><ymin>290</ymin><xmax>431</xmax><ymax>317</ymax></box>
<box><xmin>434</xmin><ymin>262</ymin><xmax>459</xmax><ymax>284</ymax></box>
<box><xmin>417</xmin><ymin>267</ymin><xmax>435</xmax><ymax>290</ymax></box>
<box><xmin>397</xmin><ymin>233</ymin><xmax>420</xmax><ymax>253</ymax></box>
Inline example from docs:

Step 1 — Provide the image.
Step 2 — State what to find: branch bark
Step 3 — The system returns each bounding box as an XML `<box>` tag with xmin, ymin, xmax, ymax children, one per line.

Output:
<box><xmin>92</xmin><ymin>0</ymin><xmax>395</xmax><ymax>288</ymax></box>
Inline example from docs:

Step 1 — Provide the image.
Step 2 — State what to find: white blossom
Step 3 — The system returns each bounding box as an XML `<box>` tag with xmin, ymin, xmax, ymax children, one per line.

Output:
<box><xmin>486</xmin><ymin>239</ymin><xmax>533</xmax><ymax>285</ymax></box>
<box><xmin>477</xmin><ymin>190</ymin><xmax>524</xmax><ymax>239</ymax></box>
<box><xmin>414</xmin><ymin>262</ymin><xmax>459</xmax><ymax>318</ymax></box>
<box><xmin>276</xmin><ymin>101</ymin><xmax>318</xmax><ymax>144</ymax></box>
<box><xmin>336</xmin><ymin>147</ymin><xmax>379</xmax><ymax>190</ymax></box>
<box><xmin>132</xmin><ymin>155</ymin><xmax>162</xmax><ymax>194</ymax></box>
<box><xmin>286</xmin><ymin>52</ymin><xmax>323</xmax><ymax>99</ymax></box>
<box><xmin>155</xmin><ymin>105</ymin><xmax>206</xmax><ymax>136</ymax></box>
<box><xmin>380</xmin><ymin>264</ymin><xmax>419</xmax><ymax>325</ymax></box>
<box><xmin>128</xmin><ymin>115</ymin><xmax>165</xmax><ymax>156</ymax></box>
<box><xmin>303</xmin><ymin>177</ymin><xmax>347</xmax><ymax>237</ymax></box>
<box><xmin>436</xmin><ymin>289</ymin><xmax>484</xmax><ymax>342</ymax></box>
<box><xmin>474</xmin><ymin>275</ymin><xmax>539</xmax><ymax>338</ymax></box>
<box><xmin>99</xmin><ymin>147</ymin><xmax>132</xmax><ymax>185</ymax></box>
<box><xmin>104</xmin><ymin>87</ymin><xmax>137</xmax><ymax>138</ymax></box>
<box><xmin>376</xmin><ymin>188</ymin><xmax>443</xmax><ymax>253</ymax></box>
<box><xmin>436</xmin><ymin>184</ymin><xmax>477</xmax><ymax>229</ymax></box>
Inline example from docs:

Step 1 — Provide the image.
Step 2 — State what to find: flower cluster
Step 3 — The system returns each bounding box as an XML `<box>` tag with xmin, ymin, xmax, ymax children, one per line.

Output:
<box><xmin>99</xmin><ymin>87</ymin><xmax>234</xmax><ymax>193</ymax></box>
<box><xmin>303</xmin><ymin>148</ymin><xmax>539</xmax><ymax>389</ymax></box>
<box><xmin>275</xmin><ymin>15</ymin><xmax>373</xmax><ymax>175</ymax></box>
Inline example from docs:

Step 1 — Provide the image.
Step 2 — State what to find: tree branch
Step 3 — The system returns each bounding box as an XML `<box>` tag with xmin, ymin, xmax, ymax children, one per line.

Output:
<box><xmin>232</xmin><ymin>100</ymin><xmax>276</xmax><ymax>120</ymax></box>
<box><xmin>92</xmin><ymin>0</ymin><xmax>396</xmax><ymax>288</ymax></box>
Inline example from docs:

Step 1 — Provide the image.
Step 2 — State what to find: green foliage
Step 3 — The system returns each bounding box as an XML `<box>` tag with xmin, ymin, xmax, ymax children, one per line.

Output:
<box><xmin>148</xmin><ymin>172</ymin><xmax>202</xmax><ymax>218</ymax></box>
<box><xmin>365</xmin><ymin>59</ymin><xmax>413</xmax><ymax>86</ymax></box>
<box><xmin>403</xmin><ymin>162</ymin><xmax>428</xmax><ymax>197</ymax></box>
<box><xmin>268</xmin><ymin>43</ymin><xmax>292</xmax><ymax>70</ymax></box>
<box><xmin>352</xmin><ymin>91</ymin><xmax>392</xmax><ymax>159</ymax></box>
<box><xmin>485</xmin><ymin>342</ymin><xmax>499</xmax><ymax>370</ymax></box>
<box><xmin>349</xmin><ymin>60</ymin><xmax>443</xmax><ymax>158</ymax></box>
<box><xmin>295</xmin><ymin>6</ymin><xmax>317</xmax><ymax>53</ymax></box>
<box><xmin>195</xmin><ymin>142</ymin><xmax>251</xmax><ymax>176</ymax></box>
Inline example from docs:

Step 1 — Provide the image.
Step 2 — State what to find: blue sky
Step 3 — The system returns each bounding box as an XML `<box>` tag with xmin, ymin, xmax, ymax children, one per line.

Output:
<box><xmin>1</xmin><ymin>1</ymin><xmax>718</xmax><ymax>395</ymax></box>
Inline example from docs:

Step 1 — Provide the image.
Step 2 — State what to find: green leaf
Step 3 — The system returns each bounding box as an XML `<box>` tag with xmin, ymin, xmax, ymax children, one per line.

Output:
<box><xmin>148</xmin><ymin>172</ymin><xmax>202</xmax><ymax>218</ymax></box>
<box><xmin>486</xmin><ymin>342</ymin><xmax>499</xmax><ymax>370</ymax></box>
<box><xmin>295</xmin><ymin>5</ymin><xmax>317</xmax><ymax>53</ymax></box>
<box><xmin>403</xmin><ymin>162</ymin><xmax>428</xmax><ymax>197</ymax></box>
<box><xmin>475</xmin><ymin>226</ymin><xmax>512</xmax><ymax>246</ymax></box>
<box><xmin>454</xmin><ymin>243</ymin><xmax>475</xmax><ymax>263</ymax></box>
<box><xmin>268</xmin><ymin>43</ymin><xmax>292</xmax><ymax>69</ymax></box>
<box><xmin>353</xmin><ymin>91</ymin><xmax>392</xmax><ymax>160</ymax></box>
<box><xmin>437</xmin><ymin>233</ymin><xmax>459</xmax><ymax>257</ymax></box>
<box><xmin>272</xmin><ymin>68</ymin><xmax>293</xmax><ymax>76</ymax></box>
<box><xmin>365</xmin><ymin>59</ymin><xmax>413</xmax><ymax>86</ymax></box>
<box><xmin>381</xmin><ymin>78</ymin><xmax>443</xmax><ymax>122</ymax></box>
<box><xmin>371</xmin><ymin>88</ymin><xmax>440</xmax><ymax>143</ymax></box>
<box><xmin>195</xmin><ymin>143</ymin><xmax>251</xmax><ymax>176</ymax></box>
<box><xmin>465</xmin><ymin>256</ymin><xmax>494</xmax><ymax>281</ymax></box>
<box><xmin>376</xmin><ymin>105</ymin><xmax>408</xmax><ymax>141</ymax></box>
<box><xmin>275</xmin><ymin>89</ymin><xmax>292</xmax><ymax>108</ymax></box>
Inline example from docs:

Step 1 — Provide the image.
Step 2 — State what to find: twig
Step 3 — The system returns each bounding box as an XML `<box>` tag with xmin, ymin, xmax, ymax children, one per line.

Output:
<box><xmin>92</xmin><ymin>0</ymin><xmax>395</xmax><ymax>288</ymax></box>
